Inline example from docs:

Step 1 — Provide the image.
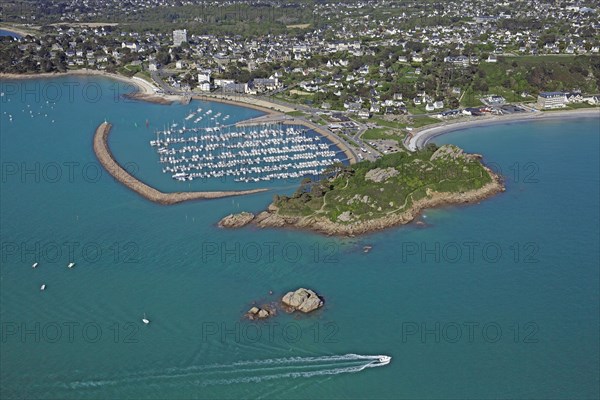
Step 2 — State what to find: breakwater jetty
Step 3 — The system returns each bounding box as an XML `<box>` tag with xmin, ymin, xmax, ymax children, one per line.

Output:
<box><xmin>93</xmin><ymin>122</ymin><xmax>268</xmax><ymax>204</ymax></box>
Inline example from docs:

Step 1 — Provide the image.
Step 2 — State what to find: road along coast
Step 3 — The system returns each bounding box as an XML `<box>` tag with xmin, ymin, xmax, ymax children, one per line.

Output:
<box><xmin>193</xmin><ymin>94</ymin><xmax>358</xmax><ymax>164</ymax></box>
<box><xmin>93</xmin><ymin>122</ymin><xmax>268</xmax><ymax>204</ymax></box>
<box><xmin>1</xmin><ymin>71</ymin><xmax>358</xmax><ymax>162</ymax></box>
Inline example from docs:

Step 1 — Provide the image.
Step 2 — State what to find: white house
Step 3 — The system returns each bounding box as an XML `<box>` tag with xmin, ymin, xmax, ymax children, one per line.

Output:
<box><xmin>198</xmin><ymin>81</ymin><xmax>211</xmax><ymax>91</ymax></box>
<box><xmin>197</xmin><ymin>69</ymin><xmax>211</xmax><ymax>83</ymax></box>
<box><xmin>213</xmin><ymin>78</ymin><xmax>234</xmax><ymax>88</ymax></box>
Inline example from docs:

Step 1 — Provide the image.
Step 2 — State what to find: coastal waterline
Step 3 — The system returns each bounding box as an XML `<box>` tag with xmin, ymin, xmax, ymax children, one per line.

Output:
<box><xmin>0</xmin><ymin>77</ymin><xmax>598</xmax><ymax>398</ymax></box>
<box><xmin>0</xmin><ymin>29</ymin><xmax>22</xmax><ymax>39</ymax></box>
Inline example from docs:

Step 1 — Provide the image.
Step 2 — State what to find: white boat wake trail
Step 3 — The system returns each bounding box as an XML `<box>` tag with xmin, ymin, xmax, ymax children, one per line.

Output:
<box><xmin>65</xmin><ymin>354</ymin><xmax>391</xmax><ymax>388</ymax></box>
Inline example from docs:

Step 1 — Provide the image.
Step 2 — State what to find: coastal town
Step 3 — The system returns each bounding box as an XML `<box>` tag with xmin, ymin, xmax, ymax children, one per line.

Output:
<box><xmin>1</xmin><ymin>2</ymin><xmax>600</xmax><ymax>398</ymax></box>
<box><xmin>1</xmin><ymin>0</ymin><xmax>599</xmax><ymax>160</ymax></box>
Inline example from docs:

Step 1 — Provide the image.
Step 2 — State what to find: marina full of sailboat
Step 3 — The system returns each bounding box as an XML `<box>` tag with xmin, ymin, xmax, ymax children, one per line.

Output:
<box><xmin>150</xmin><ymin>107</ymin><xmax>344</xmax><ymax>183</ymax></box>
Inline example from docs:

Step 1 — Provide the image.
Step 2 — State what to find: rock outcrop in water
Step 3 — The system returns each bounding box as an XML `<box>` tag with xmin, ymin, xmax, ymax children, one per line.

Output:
<box><xmin>281</xmin><ymin>288</ymin><xmax>324</xmax><ymax>313</ymax></box>
<box><xmin>245</xmin><ymin>305</ymin><xmax>275</xmax><ymax>320</ymax></box>
<box><xmin>218</xmin><ymin>212</ymin><xmax>255</xmax><ymax>228</ymax></box>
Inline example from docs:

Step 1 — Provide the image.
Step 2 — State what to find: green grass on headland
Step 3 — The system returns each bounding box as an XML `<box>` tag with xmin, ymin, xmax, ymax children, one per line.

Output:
<box><xmin>273</xmin><ymin>144</ymin><xmax>493</xmax><ymax>222</ymax></box>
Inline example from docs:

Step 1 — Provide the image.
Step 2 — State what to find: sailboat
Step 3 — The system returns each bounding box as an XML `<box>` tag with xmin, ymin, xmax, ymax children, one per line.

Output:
<box><xmin>142</xmin><ymin>313</ymin><xmax>150</xmax><ymax>325</ymax></box>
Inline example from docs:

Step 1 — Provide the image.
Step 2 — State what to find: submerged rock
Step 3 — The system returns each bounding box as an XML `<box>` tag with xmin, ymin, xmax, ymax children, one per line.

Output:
<box><xmin>245</xmin><ymin>305</ymin><xmax>275</xmax><ymax>320</ymax></box>
<box><xmin>282</xmin><ymin>288</ymin><xmax>324</xmax><ymax>313</ymax></box>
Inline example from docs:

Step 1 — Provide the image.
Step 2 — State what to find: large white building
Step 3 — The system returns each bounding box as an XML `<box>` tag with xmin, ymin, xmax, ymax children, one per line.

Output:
<box><xmin>197</xmin><ymin>69</ymin><xmax>212</xmax><ymax>91</ymax></box>
<box><xmin>537</xmin><ymin>92</ymin><xmax>566</xmax><ymax>109</ymax></box>
<box><xmin>173</xmin><ymin>29</ymin><xmax>187</xmax><ymax>46</ymax></box>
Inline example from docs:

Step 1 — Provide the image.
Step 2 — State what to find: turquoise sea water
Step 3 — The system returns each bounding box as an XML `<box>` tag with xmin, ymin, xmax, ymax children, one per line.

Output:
<box><xmin>1</xmin><ymin>77</ymin><xmax>599</xmax><ymax>399</ymax></box>
<box><xmin>0</xmin><ymin>30</ymin><xmax>21</xmax><ymax>39</ymax></box>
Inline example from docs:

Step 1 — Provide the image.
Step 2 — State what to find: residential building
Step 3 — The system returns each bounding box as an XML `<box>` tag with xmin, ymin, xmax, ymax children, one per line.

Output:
<box><xmin>173</xmin><ymin>29</ymin><xmax>187</xmax><ymax>46</ymax></box>
<box><xmin>537</xmin><ymin>92</ymin><xmax>567</xmax><ymax>109</ymax></box>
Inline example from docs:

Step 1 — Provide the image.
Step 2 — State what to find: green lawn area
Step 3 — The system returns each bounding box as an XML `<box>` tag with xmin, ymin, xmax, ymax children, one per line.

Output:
<box><xmin>488</xmin><ymin>86</ymin><xmax>522</xmax><ymax>104</ymax></box>
<box><xmin>274</xmin><ymin>145</ymin><xmax>494</xmax><ymax>222</ymax></box>
<box><xmin>362</xmin><ymin>116</ymin><xmax>438</xmax><ymax>142</ymax></box>
<box><xmin>133</xmin><ymin>71</ymin><xmax>153</xmax><ymax>83</ymax></box>
<box><xmin>367</xmin><ymin>115</ymin><xmax>439</xmax><ymax>132</ymax></box>
<box><xmin>369</xmin><ymin>117</ymin><xmax>407</xmax><ymax>129</ymax></box>
<box><xmin>460</xmin><ymin>86</ymin><xmax>484</xmax><ymax>108</ymax></box>
<box><xmin>286</xmin><ymin>110</ymin><xmax>306</xmax><ymax>117</ymax></box>
<box><xmin>362</xmin><ymin>127</ymin><xmax>398</xmax><ymax>140</ymax></box>
<box><xmin>117</xmin><ymin>64</ymin><xmax>143</xmax><ymax>77</ymax></box>
<box><xmin>409</xmin><ymin>116</ymin><xmax>440</xmax><ymax>128</ymax></box>
<box><xmin>406</xmin><ymin>103</ymin><xmax>429</xmax><ymax>115</ymax></box>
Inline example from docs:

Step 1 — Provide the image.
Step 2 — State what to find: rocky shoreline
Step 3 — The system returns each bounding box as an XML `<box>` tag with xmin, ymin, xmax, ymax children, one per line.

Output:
<box><xmin>219</xmin><ymin>168</ymin><xmax>504</xmax><ymax>236</ymax></box>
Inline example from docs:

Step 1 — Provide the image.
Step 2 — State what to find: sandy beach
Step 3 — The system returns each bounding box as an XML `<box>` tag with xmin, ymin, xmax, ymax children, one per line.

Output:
<box><xmin>0</xmin><ymin>70</ymin><xmax>189</xmax><ymax>104</ymax></box>
<box><xmin>0</xmin><ymin>25</ymin><xmax>35</xmax><ymax>37</ymax></box>
<box><xmin>1</xmin><ymin>70</ymin><xmax>154</xmax><ymax>94</ymax></box>
<box><xmin>406</xmin><ymin>108</ymin><xmax>600</xmax><ymax>150</ymax></box>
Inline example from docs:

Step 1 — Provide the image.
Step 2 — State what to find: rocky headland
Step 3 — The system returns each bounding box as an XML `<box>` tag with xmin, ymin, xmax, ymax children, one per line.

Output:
<box><xmin>219</xmin><ymin>144</ymin><xmax>504</xmax><ymax>236</ymax></box>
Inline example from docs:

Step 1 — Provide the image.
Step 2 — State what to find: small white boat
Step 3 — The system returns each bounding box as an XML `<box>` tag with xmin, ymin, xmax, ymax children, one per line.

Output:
<box><xmin>40</xmin><ymin>284</ymin><xmax>46</xmax><ymax>291</ymax></box>
<box><xmin>142</xmin><ymin>313</ymin><xmax>150</xmax><ymax>325</ymax></box>
<box><xmin>375</xmin><ymin>355</ymin><xmax>391</xmax><ymax>366</ymax></box>
<box><xmin>32</xmin><ymin>262</ymin><xmax>38</xmax><ymax>268</ymax></box>
<box><xmin>67</xmin><ymin>262</ymin><xmax>75</xmax><ymax>268</ymax></box>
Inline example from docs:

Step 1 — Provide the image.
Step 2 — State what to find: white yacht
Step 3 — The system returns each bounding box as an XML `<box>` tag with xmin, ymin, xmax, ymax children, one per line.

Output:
<box><xmin>40</xmin><ymin>284</ymin><xmax>46</xmax><ymax>291</ymax></box>
<box><xmin>142</xmin><ymin>313</ymin><xmax>150</xmax><ymax>324</ymax></box>
<box><xmin>67</xmin><ymin>262</ymin><xmax>75</xmax><ymax>269</ymax></box>
<box><xmin>375</xmin><ymin>355</ymin><xmax>391</xmax><ymax>366</ymax></box>
<box><xmin>32</xmin><ymin>262</ymin><xmax>38</xmax><ymax>268</ymax></box>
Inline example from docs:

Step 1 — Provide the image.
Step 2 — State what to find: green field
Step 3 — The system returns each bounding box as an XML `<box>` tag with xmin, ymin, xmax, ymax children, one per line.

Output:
<box><xmin>274</xmin><ymin>144</ymin><xmax>493</xmax><ymax>222</ymax></box>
